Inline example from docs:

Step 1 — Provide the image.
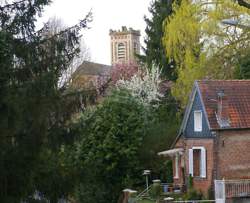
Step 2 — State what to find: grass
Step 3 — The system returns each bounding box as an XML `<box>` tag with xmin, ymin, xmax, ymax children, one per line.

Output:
<box><xmin>137</xmin><ymin>199</ymin><xmax>155</xmax><ymax>203</ymax></box>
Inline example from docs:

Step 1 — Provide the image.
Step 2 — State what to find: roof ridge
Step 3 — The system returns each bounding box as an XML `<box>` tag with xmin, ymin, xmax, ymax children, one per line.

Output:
<box><xmin>82</xmin><ymin>60</ymin><xmax>111</xmax><ymax>67</ymax></box>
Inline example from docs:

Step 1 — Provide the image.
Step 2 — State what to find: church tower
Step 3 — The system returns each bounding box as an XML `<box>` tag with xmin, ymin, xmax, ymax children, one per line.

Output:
<box><xmin>109</xmin><ymin>26</ymin><xmax>140</xmax><ymax>65</ymax></box>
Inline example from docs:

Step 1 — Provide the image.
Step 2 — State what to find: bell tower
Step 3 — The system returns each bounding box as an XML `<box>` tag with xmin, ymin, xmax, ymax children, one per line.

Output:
<box><xmin>109</xmin><ymin>26</ymin><xmax>140</xmax><ymax>65</ymax></box>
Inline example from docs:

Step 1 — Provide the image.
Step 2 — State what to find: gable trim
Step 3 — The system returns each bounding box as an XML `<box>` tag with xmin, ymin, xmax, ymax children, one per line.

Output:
<box><xmin>171</xmin><ymin>85</ymin><xmax>197</xmax><ymax>148</ymax></box>
<box><xmin>196</xmin><ymin>81</ymin><xmax>211</xmax><ymax>130</ymax></box>
<box><xmin>179</xmin><ymin>84</ymin><xmax>197</xmax><ymax>135</ymax></box>
<box><xmin>171</xmin><ymin>81</ymin><xmax>211</xmax><ymax>148</ymax></box>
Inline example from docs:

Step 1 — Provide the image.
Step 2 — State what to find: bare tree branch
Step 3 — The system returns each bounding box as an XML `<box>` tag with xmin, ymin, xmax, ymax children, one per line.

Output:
<box><xmin>237</xmin><ymin>0</ymin><xmax>250</xmax><ymax>9</ymax></box>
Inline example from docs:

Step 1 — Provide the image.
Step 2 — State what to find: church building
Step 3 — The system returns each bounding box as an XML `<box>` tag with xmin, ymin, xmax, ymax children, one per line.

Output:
<box><xmin>109</xmin><ymin>26</ymin><xmax>140</xmax><ymax>65</ymax></box>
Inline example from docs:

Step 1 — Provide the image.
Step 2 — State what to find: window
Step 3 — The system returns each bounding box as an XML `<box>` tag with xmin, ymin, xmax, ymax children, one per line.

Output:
<box><xmin>174</xmin><ymin>154</ymin><xmax>179</xmax><ymax>179</ymax></box>
<box><xmin>193</xmin><ymin>149</ymin><xmax>201</xmax><ymax>177</ymax></box>
<box><xmin>189</xmin><ymin>147</ymin><xmax>206</xmax><ymax>178</ymax></box>
<box><xmin>194</xmin><ymin>111</ymin><xmax>202</xmax><ymax>132</ymax></box>
<box><xmin>117</xmin><ymin>43</ymin><xmax>125</xmax><ymax>60</ymax></box>
<box><xmin>133</xmin><ymin>42</ymin><xmax>138</xmax><ymax>53</ymax></box>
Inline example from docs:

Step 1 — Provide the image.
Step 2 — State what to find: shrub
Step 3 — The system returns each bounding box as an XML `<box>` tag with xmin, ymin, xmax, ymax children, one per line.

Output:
<box><xmin>149</xmin><ymin>182</ymin><xmax>161</xmax><ymax>200</ymax></box>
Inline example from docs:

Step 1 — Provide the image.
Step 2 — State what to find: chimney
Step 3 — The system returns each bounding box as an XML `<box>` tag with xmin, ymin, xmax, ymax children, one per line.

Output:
<box><xmin>216</xmin><ymin>89</ymin><xmax>230</xmax><ymax>128</ymax></box>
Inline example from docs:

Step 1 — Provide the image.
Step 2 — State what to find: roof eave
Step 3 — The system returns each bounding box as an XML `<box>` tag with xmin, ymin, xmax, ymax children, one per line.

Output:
<box><xmin>211</xmin><ymin>127</ymin><xmax>250</xmax><ymax>131</ymax></box>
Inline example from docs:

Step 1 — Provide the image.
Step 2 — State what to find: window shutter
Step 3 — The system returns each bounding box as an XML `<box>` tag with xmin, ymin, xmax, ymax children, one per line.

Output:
<box><xmin>201</xmin><ymin>147</ymin><xmax>206</xmax><ymax>178</ymax></box>
<box><xmin>188</xmin><ymin>149</ymin><xmax>193</xmax><ymax>176</ymax></box>
<box><xmin>175</xmin><ymin>155</ymin><xmax>179</xmax><ymax>178</ymax></box>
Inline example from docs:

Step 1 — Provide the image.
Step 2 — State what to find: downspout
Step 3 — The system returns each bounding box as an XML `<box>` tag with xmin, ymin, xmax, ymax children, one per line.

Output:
<box><xmin>213</xmin><ymin>130</ymin><xmax>220</xmax><ymax>184</ymax></box>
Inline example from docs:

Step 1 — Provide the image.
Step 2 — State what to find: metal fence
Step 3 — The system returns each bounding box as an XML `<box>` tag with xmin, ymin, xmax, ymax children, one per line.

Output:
<box><xmin>172</xmin><ymin>201</ymin><xmax>215</xmax><ymax>203</ymax></box>
<box><xmin>214</xmin><ymin>179</ymin><xmax>250</xmax><ymax>203</ymax></box>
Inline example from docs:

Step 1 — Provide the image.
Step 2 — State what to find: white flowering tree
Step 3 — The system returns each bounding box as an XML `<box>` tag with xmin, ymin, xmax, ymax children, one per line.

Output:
<box><xmin>116</xmin><ymin>65</ymin><xmax>163</xmax><ymax>106</ymax></box>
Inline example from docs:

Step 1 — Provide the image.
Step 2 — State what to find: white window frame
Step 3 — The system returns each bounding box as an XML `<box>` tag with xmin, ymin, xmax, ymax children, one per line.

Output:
<box><xmin>188</xmin><ymin>149</ymin><xmax>193</xmax><ymax>176</ymax></box>
<box><xmin>194</xmin><ymin>110</ymin><xmax>202</xmax><ymax>132</ymax></box>
<box><xmin>188</xmin><ymin>147</ymin><xmax>206</xmax><ymax>178</ymax></box>
<box><xmin>174</xmin><ymin>154</ymin><xmax>179</xmax><ymax>179</ymax></box>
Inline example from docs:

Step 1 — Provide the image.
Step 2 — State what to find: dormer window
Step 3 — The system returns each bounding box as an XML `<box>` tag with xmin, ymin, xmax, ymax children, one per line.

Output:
<box><xmin>194</xmin><ymin>111</ymin><xmax>202</xmax><ymax>132</ymax></box>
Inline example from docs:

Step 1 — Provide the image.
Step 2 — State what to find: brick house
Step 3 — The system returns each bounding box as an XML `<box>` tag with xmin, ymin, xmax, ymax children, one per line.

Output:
<box><xmin>158</xmin><ymin>80</ymin><xmax>250</xmax><ymax>197</ymax></box>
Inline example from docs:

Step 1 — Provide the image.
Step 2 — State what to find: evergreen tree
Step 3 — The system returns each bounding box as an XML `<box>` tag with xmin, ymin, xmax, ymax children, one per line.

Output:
<box><xmin>73</xmin><ymin>90</ymin><xmax>154</xmax><ymax>203</ymax></box>
<box><xmin>141</xmin><ymin>0</ymin><xmax>178</xmax><ymax>80</ymax></box>
<box><xmin>0</xmin><ymin>1</ymin><xmax>91</xmax><ymax>202</ymax></box>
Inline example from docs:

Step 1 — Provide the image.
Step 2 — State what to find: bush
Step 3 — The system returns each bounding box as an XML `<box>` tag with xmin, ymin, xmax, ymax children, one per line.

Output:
<box><xmin>149</xmin><ymin>183</ymin><xmax>161</xmax><ymax>199</ymax></box>
<box><xmin>184</xmin><ymin>188</ymin><xmax>203</xmax><ymax>200</ymax></box>
<box><xmin>183</xmin><ymin>175</ymin><xmax>203</xmax><ymax>200</ymax></box>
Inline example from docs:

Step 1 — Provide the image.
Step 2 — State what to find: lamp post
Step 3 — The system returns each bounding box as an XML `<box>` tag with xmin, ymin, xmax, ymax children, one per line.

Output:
<box><xmin>143</xmin><ymin>170</ymin><xmax>151</xmax><ymax>193</ymax></box>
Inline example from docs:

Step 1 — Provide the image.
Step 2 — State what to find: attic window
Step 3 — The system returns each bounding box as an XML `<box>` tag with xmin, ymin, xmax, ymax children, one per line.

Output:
<box><xmin>194</xmin><ymin>111</ymin><xmax>202</xmax><ymax>132</ymax></box>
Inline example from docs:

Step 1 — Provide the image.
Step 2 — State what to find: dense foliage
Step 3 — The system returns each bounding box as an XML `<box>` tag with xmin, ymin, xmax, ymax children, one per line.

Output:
<box><xmin>141</xmin><ymin>0</ymin><xmax>178</xmax><ymax>80</ymax></box>
<box><xmin>0</xmin><ymin>0</ymin><xmax>230</xmax><ymax>202</ymax></box>
<box><xmin>234</xmin><ymin>49</ymin><xmax>250</xmax><ymax>79</ymax></box>
<box><xmin>0</xmin><ymin>0</ymin><xmax>91</xmax><ymax>202</ymax></box>
<box><xmin>72</xmin><ymin>90</ymin><xmax>154</xmax><ymax>203</ymax></box>
<box><xmin>67</xmin><ymin>62</ymin><xmax>181</xmax><ymax>202</ymax></box>
<box><xmin>163</xmin><ymin>0</ymin><xmax>250</xmax><ymax>107</ymax></box>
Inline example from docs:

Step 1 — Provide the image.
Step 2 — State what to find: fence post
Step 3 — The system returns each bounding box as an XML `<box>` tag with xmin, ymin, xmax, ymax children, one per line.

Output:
<box><xmin>214</xmin><ymin>179</ymin><xmax>225</xmax><ymax>203</ymax></box>
<box><xmin>123</xmin><ymin>189</ymin><xmax>137</xmax><ymax>203</ymax></box>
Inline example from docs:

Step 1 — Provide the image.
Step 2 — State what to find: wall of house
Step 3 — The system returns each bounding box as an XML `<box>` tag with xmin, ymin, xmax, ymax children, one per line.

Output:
<box><xmin>71</xmin><ymin>75</ymin><xmax>98</xmax><ymax>89</ymax></box>
<box><xmin>173</xmin><ymin>138</ymin><xmax>185</xmax><ymax>186</ymax></box>
<box><xmin>184</xmin><ymin>138</ymin><xmax>214</xmax><ymax>196</ymax></box>
<box><xmin>184</xmin><ymin>92</ymin><xmax>211</xmax><ymax>138</ymax></box>
<box><xmin>217</xmin><ymin>129</ymin><xmax>250</xmax><ymax>180</ymax></box>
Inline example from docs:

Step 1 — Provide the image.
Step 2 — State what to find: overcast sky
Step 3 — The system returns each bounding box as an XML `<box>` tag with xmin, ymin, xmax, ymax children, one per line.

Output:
<box><xmin>41</xmin><ymin>0</ymin><xmax>152</xmax><ymax>65</ymax></box>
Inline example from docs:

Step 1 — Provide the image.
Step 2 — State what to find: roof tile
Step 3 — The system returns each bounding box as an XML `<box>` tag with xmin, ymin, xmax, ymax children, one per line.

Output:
<box><xmin>197</xmin><ymin>80</ymin><xmax>250</xmax><ymax>129</ymax></box>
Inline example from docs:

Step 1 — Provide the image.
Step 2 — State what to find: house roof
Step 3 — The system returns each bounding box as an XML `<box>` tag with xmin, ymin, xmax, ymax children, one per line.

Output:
<box><xmin>172</xmin><ymin>80</ymin><xmax>250</xmax><ymax>148</ymax></box>
<box><xmin>158</xmin><ymin>148</ymin><xmax>184</xmax><ymax>157</ymax></box>
<box><xmin>198</xmin><ymin>80</ymin><xmax>250</xmax><ymax>130</ymax></box>
<box><xmin>72</xmin><ymin>61</ymin><xmax>111</xmax><ymax>77</ymax></box>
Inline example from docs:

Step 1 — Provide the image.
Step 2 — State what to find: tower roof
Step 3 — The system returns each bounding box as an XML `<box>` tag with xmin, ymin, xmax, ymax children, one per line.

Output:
<box><xmin>109</xmin><ymin>26</ymin><xmax>140</xmax><ymax>36</ymax></box>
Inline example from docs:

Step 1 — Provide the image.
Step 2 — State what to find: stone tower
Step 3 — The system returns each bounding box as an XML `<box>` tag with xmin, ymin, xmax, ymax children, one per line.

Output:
<box><xmin>110</xmin><ymin>26</ymin><xmax>140</xmax><ymax>65</ymax></box>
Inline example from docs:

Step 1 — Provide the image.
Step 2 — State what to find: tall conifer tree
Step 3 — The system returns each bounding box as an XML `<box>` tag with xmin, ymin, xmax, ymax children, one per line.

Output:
<box><xmin>0</xmin><ymin>1</ymin><xmax>91</xmax><ymax>202</ymax></box>
<box><xmin>141</xmin><ymin>0</ymin><xmax>178</xmax><ymax>80</ymax></box>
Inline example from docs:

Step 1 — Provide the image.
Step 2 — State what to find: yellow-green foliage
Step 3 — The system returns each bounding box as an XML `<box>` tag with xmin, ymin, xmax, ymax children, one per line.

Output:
<box><xmin>163</xmin><ymin>0</ymin><xmax>250</xmax><ymax>107</ymax></box>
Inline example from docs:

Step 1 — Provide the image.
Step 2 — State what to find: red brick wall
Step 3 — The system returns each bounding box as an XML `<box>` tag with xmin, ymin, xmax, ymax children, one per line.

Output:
<box><xmin>178</xmin><ymin>138</ymin><xmax>214</xmax><ymax>196</ymax></box>
<box><xmin>217</xmin><ymin>130</ymin><xmax>250</xmax><ymax>180</ymax></box>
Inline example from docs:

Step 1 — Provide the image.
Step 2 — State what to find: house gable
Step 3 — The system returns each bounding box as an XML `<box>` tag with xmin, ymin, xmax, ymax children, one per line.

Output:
<box><xmin>184</xmin><ymin>90</ymin><xmax>211</xmax><ymax>137</ymax></box>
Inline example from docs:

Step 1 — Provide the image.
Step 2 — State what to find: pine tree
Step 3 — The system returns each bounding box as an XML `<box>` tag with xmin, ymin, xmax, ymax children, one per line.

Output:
<box><xmin>0</xmin><ymin>1</ymin><xmax>91</xmax><ymax>202</ymax></box>
<box><xmin>141</xmin><ymin>0</ymin><xmax>178</xmax><ymax>80</ymax></box>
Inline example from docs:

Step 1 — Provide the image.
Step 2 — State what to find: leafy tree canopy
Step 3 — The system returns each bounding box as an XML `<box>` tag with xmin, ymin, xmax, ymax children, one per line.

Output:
<box><xmin>71</xmin><ymin>68</ymin><xmax>180</xmax><ymax>202</ymax></box>
<box><xmin>0</xmin><ymin>0</ymin><xmax>91</xmax><ymax>202</ymax></box>
<box><xmin>72</xmin><ymin>89</ymin><xmax>155</xmax><ymax>203</ymax></box>
<box><xmin>163</xmin><ymin>0</ymin><xmax>250</xmax><ymax>107</ymax></box>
